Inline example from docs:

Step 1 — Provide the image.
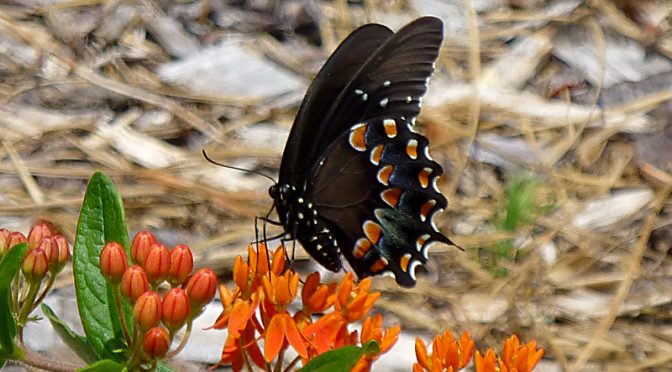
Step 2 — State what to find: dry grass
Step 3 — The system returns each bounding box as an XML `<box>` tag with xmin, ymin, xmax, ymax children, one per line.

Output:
<box><xmin>1</xmin><ymin>0</ymin><xmax>672</xmax><ymax>370</ymax></box>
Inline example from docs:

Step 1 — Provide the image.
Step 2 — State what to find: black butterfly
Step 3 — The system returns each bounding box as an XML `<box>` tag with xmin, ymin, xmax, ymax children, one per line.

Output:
<box><xmin>269</xmin><ymin>16</ymin><xmax>453</xmax><ymax>287</ymax></box>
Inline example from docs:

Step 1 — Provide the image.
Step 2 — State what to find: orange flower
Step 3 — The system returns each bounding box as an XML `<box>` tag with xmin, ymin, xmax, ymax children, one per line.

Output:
<box><xmin>300</xmin><ymin>272</ymin><xmax>335</xmax><ymax>314</ymax></box>
<box><xmin>500</xmin><ymin>335</ymin><xmax>544</xmax><ymax>372</ymax></box>
<box><xmin>474</xmin><ymin>335</ymin><xmax>544</xmax><ymax>372</ymax></box>
<box><xmin>351</xmin><ymin>314</ymin><xmax>401</xmax><ymax>372</ymax></box>
<box><xmin>474</xmin><ymin>349</ymin><xmax>498</xmax><ymax>372</ymax></box>
<box><xmin>262</xmin><ymin>270</ymin><xmax>300</xmax><ymax>309</ymax></box>
<box><xmin>301</xmin><ymin>312</ymin><xmax>348</xmax><ymax>356</ymax></box>
<box><xmin>220</xmin><ymin>321</ymin><xmax>264</xmax><ymax>371</ymax></box>
<box><xmin>264</xmin><ymin>312</ymin><xmax>308</xmax><ymax>362</ymax></box>
<box><xmin>261</xmin><ymin>269</ymin><xmax>307</xmax><ymax>362</ymax></box>
<box><xmin>414</xmin><ymin>331</ymin><xmax>474</xmax><ymax>371</ymax></box>
<box><xmin>332</xmin><ymin>273</ymin><xmax>380</xmax><ymax>322</ymax></box>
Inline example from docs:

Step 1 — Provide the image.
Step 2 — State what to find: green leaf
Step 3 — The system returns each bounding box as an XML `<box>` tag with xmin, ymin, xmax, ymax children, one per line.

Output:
<box><xmin>299</xmin><ymin>341</ymin><xmax>380</xmax><ymax>372</ymax></box>
<box><xmin>41</xmin><ymin>303</ymin><xmax>99</xmax><ymax>364</ymax></box>
<box><xmin>76</xmin><ymin>359</ymin><xmax>124</xmax><ymax>372</ymax></box>
<box><xmin>73</xmin><ymin>172</ymin><xmax>132</xmax><ymax>361</ymax></box>
<box><xmin>0</xmin><ymin>242</ymin><xmax>29</xmax><ymax>355</ymax></box>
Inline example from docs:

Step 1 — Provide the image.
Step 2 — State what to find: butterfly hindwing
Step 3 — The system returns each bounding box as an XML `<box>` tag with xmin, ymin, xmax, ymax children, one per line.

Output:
<box><xmin>308</xmin><ymin>115</ymin><xmax>450</xmax><ymax>287</ymax></box>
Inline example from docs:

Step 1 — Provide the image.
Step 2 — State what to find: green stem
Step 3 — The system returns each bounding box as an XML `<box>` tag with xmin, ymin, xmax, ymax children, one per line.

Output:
<box><xmin>127</xmin><ymin>324</ymin><xmax>143</xmax><ymax>370</ymax></box>
<box><xmin>113</xmin><ymin>284</ymin><xmax>132</xmax><ymax>347</ymax></box>
<box><xmin>164</xmin><ymin>320</ymin><xmax>193</xmax><ymax>359</ymax></box>
<box><xmin>31</xmin><ymin>273</ymin><xmax>55</xmax><ymax>312</ymax></box>
<box><xmin>12</xmin><ymin>273</ymin><xmax>20</xmax><ymax>314</ymax></box>
<box><xmin>16</xmin><ymin>279</ymin><xmax>41</xmax><ymax>340</ymax></box>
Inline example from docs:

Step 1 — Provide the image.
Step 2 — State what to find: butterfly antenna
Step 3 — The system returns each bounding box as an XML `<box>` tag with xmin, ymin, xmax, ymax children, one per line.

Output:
<box><xmin>202</xmin><ymin>150</ymin><xmax>277</xmax><ymax>184</ymax></box>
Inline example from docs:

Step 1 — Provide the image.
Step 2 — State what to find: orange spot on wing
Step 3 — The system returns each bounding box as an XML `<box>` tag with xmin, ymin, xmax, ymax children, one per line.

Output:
<box><xmin>370</xmin><ymin>145</ymin><xmax>383</xmax><ymax>165</ymax></box>
<box><xmin>420</xmin><ymin>200</ymin><xmax>436</xmax><ymax>222</ymax></box>
<box><xmin>349</xmin><ymin>124</ymin><xmax>368</xmax><ymax>152</ymax></box>
<box><xmin>399</xmin><ymin>254</ymin><xmax>411</xmax><ymax>272</ymax></box>
<box><xmin>363</xmin><ymin>221</ymin><xmax>382</xmax><ymax>244</ymax></box>
<box><xmin>377</xmin><ymin>165</ymin><xmax>393</xmax><ymax>186</ymax></box>
<box><xmin>370</xmin><ymin>258</ymin><xmax>388</xmax><ymax>273</ymax></box>
<box><xmin>416</xmin><ymin>234</ymin><xmax>429</xmax><ymax>251</ymax></box>
<box><xmin>406</xmin><ymin>140</ymin><xmax>418</xmax><ymax>159</ymax></box>
<box><xmin>418</xmin><ymin>167</ymin><xmax>432</xmax><ymax>188</ymax></box>
<box><xmin>354</xmin><ymin>238</ymin><xmax>372</xmax><ymax>259</ymax></box>
<box><xmin>383</xmin><ymin>119</ymin><xmax>397</xmax><ymax>138</ymax></box>
<box><xmin>380</xmin><ymin>188</ymin><xmax>402</xmax><ymax>207</ymax></box>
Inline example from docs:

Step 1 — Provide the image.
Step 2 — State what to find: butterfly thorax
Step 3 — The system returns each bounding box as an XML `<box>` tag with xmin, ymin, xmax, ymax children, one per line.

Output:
<box><xmin>269</xmin><ymin>183</ymin><xmax>343</xmax><ymax>272</ymax></box>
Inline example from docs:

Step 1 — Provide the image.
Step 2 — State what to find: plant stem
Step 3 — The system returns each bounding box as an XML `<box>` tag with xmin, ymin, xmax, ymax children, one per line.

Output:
<box><xmin>165</xmin><ymin>320</ymin><xmax>193</xmax><ymax>358</ymax></box>
<box><xmin>284</xmin><ymin>356</ymin><xmax>301</xmax><ymax>371</ymax></box>
<box><xmin>17</xmin><ymin>343</ymin><xmax>82</xmax><ymax>372</ymax></box>
<box><xmin>113</xmin><ymin>284</ymin><xmax>132</xmax><ymax>347</ymax></box>
<box><xmin>16</xmin><ymin>280</ymin><xmax>40</xmax><ymax>340</ymax></box>
<box><xmin>127</xmin><ymin>324</ymin><xmax>143</xmax><ymax>370</ymax></box>
<box><xmin>31</xmin><ymin>273</ymin><xmax>55</xmax><ymax>312</ymax></box>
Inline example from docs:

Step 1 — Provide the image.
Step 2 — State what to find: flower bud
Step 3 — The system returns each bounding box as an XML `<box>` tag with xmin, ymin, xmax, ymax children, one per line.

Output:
<box><xmin>169</xmin><ymin>244</ymin><xmax>193</xmax><ymax>286</ymax></box>
<box><xmin>121</xmin><ymin>265</ymin><xmax>150</xmax><ymax>303</ymax></box>
<box><xmin>27</xmin><ymin>222</ymin><xmax>53</xmax><ymax>247</ymax></box>
<box><xmin>52</xmin><ymin>234</ymin><xmax>70</xmax><ymax>273</ymax></box>
<box><xmin>22</xmin><ymin>248</ymin><xmax>49</xmax><ymax>283</ymax></box>
<box><xmin>144</xmin><ymin>243</ymin><xmax>171</xmax><ymax>285</ymax></box>
<box><xmin>162</xmin><ymin>288</ymin><xmax>190</xmax><ymax>331</ymax></box>
<box><xmin>37</xmin><ymin>237</ymin><xmax>58</xmax><ymax>268</ymax></box>
<box><xmin>131</xmin><ymin>231</ymin><xmax>157</xmax><ymax>265</ymax></box>
<box><xmin>99</xmin><ymin>242</ymin><xmax>128</xmax><ymax>284</ymax></box>
<box><xmin>133</xmin><ymin>291</ymin><xmax>162</xmax><ymax>330</ymax></box>
<box><xmin>7</xmin><ymin>232</ymin><xmax>27</xmax><ymax>250</ymax></box>
<box><xmin>0</xmin><ymin>228</ymin><xmax>10</xmax><ymax>257</ymax></box>
<box><xmin>185</xmin><ymin>268</ymin><xmax>217</xmax><ymax>309</ymax></box>
<box><xmin>143</xmin><ymin>326</ymin><xmax>171</xmax><ymax>359</ymax></box>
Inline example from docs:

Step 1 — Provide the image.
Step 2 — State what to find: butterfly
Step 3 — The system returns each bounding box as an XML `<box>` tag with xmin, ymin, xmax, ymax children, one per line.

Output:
<box><xmin>269</xmin><ymin>16</ymin><xmax>453</xmax><ymax>287</ymax></box>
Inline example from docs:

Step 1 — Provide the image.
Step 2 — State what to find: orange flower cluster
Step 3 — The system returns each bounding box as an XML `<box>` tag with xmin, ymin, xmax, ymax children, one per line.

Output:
<box><xmin>415</xmin><ymin>332</ymin><xmax>544</xmax><ymax>372</ymax></box>
<box><xmin>212</xmin><ymin>244</ymin><xmax>399</xmax><ymax>371</ymax></box>
<box><xmin>475</xmin><ymin>335</ymin><xmax>544</xmax><ymax>372</ymax></box>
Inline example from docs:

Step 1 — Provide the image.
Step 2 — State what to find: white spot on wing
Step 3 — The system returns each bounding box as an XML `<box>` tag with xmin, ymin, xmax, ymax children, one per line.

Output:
<box><xmin>380</xmin><ymin>98</ymin><xmax>389</xmax><ymax>107</ymax></box>
<box><xmin>409</xmin><ymin>260</ymin><xmax>421</xmax><ymax>280</ymax></box>
<box><xmin>362</xmin><ymin>93</ymin><xmax>368</xmax><ymax>101</ymax></box>
<box><xmin>355</xmin><ymin>89</ymin><xmax>363</xmax><ymax>95</ymax></box>
<box><xmin>430</xmin><ymin>208</ymin><xmax>444</xmax><ymax>232</ymax></box>
<box><xmin>383</xmin><ymin>80</ymin><xmax>391</xmax><ymax>87</ymax></box>
<box><xmin>406</xmin><ymin>96</ymin><xmax>412</xmax><ymax>103</ymax></box>
<box><xmin>422</xmin><ymin>240</ymin><xmax>438</xmax><ymax>260</ymax></box>
<box><xmin>424</xmin><ymin>146</ymin><xmax>434</xmax><ymax>161</ymax></box>
<box><xmin>432</xmin><ymin>177</ymin><xmax>441</xmax><ymax>193</ymax></box>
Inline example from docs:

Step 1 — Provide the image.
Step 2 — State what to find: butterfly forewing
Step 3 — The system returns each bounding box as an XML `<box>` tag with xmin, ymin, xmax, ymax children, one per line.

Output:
<box><xmin>279</xmin><ymin>24</ymin><xmax>394</xmax><ymax>186</ymax></box>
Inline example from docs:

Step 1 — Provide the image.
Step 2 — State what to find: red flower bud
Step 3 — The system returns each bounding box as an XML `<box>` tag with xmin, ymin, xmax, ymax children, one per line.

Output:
<box><xmin>169</xmin><ymin>244</ymin><xmax>193</xmax><ymax>286</ymax></box>
<box><xmin>100</xmin><ymin>242</ymin><xmax>128</xmax><ymax>284</ymax></box>
<box><xmin>37</xmin><ymin>237</ymin><xmax>58</xmax><ymax>268</ymax></box>
<box><xmin>27</xmin><ymin>223</ymin><xmax>53</xmax><ymax>247</ymax></box>
<box><xmin>0</xmin><ymin>228</ymin><xmax>10</xmax><ymax>256</ymax></box>
<box><xmin>162</xmin><ymin>288</ymin><xmax>190</xmax><ymax>331</ymax></box>
<box><xmin>143</xmin><ymin>326</ymin><xmax>171</xmax><ymax>359</ymax></box>
<box><xmin>133</xmin><ymin>291</ymin><xmax>162</xmax><ymax>330</ymax></box>
<box><xmin>22</xmin><ymin>248</ymin><xmax>49</xmax><ymax>282</ymax></box>
<box><xmin>121</xmin><ymin>265</ymin><xmax>150</xmax><ymax>303</ymax></box>
<box><xmin>7</xmin><ymin>232</ymin><xmax>27</xmax><ymax>250</ymax></box>
<box><xmin>131</xmin><ymin>231</ymin><xmax>157</xmax><ymax>265</ymax></box>
<box><xmin>52</xmin><ymin>234</ymin><xmax>70</xmax><ymax>273</ymax></box>
<box><xmin>185</xmin><ymin>268</ymin><xmax>217</xmax><ymax>309</ymax></box>
<box><xmin>144</xmin><ymin>243</ymin><xmax>171</xmax><ymax>285</ymax></box>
